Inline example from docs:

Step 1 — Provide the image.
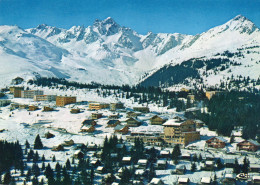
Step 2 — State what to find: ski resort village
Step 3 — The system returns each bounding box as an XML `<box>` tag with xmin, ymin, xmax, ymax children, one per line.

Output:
<box><xmin>0</xmin><ymin>77</ymin><xmax>259</xmax><ymax>185</ymax></box>
<box><xmin>0</xmin><ymin>3</ymin><xmax>260</xmax><ymax>184</ymax></box>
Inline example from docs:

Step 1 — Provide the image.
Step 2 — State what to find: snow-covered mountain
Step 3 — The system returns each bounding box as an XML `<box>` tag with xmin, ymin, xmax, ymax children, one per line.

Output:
<box><xmin>0</xmin><ymin>15</ymin><xmax>259</xmax><ymax>88</ymax></box>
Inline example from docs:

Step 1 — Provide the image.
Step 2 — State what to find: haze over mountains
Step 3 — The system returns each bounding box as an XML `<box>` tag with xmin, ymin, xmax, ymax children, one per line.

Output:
<box><xmin>0</xmin><ymin>15</ymin><xmax>259</xmax><ymax>88</ymax></box>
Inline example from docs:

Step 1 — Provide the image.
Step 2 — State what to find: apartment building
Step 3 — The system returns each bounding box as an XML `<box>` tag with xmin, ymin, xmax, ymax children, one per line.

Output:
<box><xmin>34</xmin><ymin>95</ymin><xmax>57</xmax><ymax>101</ymax></box>
<box><xmin>56</xmin><ymin>96</ymin><xmax>76</xmax><ymax>106</ymax></box>
<box><xmin>10</xmin><ymin>86</ymin><xmax>24</xmax><ymax>98</ymax></box>
<box><xmin>163</xmin><ymin>119</ymin><xmax>200</xmax><ymax>146</ymax></box>
<box><xmin>21</xmin><ymin>90</ymin><xmax>44</xmax><ymax>99</ymax></box>
<box><xmin>89</xmin><ymin>103</ymin><xmax>109</xmax><ymax>110</ymax></box>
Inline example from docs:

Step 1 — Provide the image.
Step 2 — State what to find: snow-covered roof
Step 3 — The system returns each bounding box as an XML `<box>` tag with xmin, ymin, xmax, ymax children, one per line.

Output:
<box><xmin>74</xmin><ymin>150</ymin><xmax>83</xmax><ymax>155</ymax></box>
<box><xmin>107</xmin><ymin>119</ymin><xmax>119</xmax><ymax>125</ymax></box>
<box><xmin>208</xmin><ymin>136</ymin><xmax>227</xmax><ymax>143</ymax></box>
<box><xmin>250</xmin><ymin>163</ymin><xmax>260</xmax><ymax>168</ymax></box>
<box><xmin>157</xmin><ymin>160</ymin><xmax>167</xmax><ymax>164</ymax></box>
<box><xmin>150</xmin><ymin>178</ymin><xmax>162</xmax><ymax>184</ymax></box>
<box><xmin>81</xmin><ymin>125</ymin><xmax>92</xmax><ymax>130</ymax></box>
<box><xmin>135</xmin><ymin>169</ymin><xmax>145</xmax><ymax>175</ymax></box>
<box><xmin>160</xmin><ymin>150</ymin><xmax>170</xmax><ymax>155</ymax></box>
<box><xmin>178</xmin><ymin>177</ymin><xmax>189</xmax><ymax>183</ymax></box>
<box><xmin>248</xmin><ymin>139</ymin><xmax>260</xmax><ymax>146</ymax></box>
<box><xmin>162</xmin><ymin>119</ymin><xmax>183</xmax><ymax>126</ymax></box>
<box><xmin>225</xmin><ymin>174</ymin><xmax>235</xmax><ymax>179</ymax></box>
<box><xmin>224</xmin><ymin>158</ymin><xmax>236</xmax><ymax>164</ymax></box>
<box><xmin>201</xmin><ymin>177</ymin><xmax>211</xmax><ymax>184</ymax></box>
<box><xmin>96</xmin><ymin>166</ymin><xmax>104</xmax><ymax>171</ymax></box>
<box><xmin>82</xmin><ymin>119</ymin><xmax>95</xmax><ymax>125</ymax></box>
<box><xmin>114</xmin><ymin>124</ymin><xmax>126</xmax><ymax>130</ymax></box>
<box><xmin>122</xmin><ymin>157</ymin><xmax>131</xmax><ymax>161</ymax></box>
<box><xmin>252</xmin><ymin>176</ymin><xmax>260</xmax><ymax>180</ymax></box>
<box><xmin>111</xmin><ymin>183</ymin><xmax>119</xmax><ymax>185</ymax></box>
<box><xmin>205</xmin><ymin>161</ymin><xmax>214</xmax><ymax>165</ymax></box>
<box><xmin>138</xmin><ymin>159</ymin><xmax>147</xmax><ymax>164</ymax></box>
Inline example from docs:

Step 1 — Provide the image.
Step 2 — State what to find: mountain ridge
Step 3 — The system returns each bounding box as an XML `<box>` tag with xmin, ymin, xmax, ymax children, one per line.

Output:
<box><xmin>0</xmin><ymin>15</ymin><xmax>259</xmax><ymax>88</ymax></box>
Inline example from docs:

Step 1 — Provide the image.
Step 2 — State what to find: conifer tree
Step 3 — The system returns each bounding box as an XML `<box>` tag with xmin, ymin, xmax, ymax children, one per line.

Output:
<box><xmin>41</xmin><ymin>162</ymin><xmax>46</xmax><ymax>171</ymax></box>
<box><xmin>41</xmin><ymin>154</ymin><xmax>45</xmax><ymax>162</ymax></box>
<box><xmin>233</xmin><ymin>158</ymin><xmax>240</xmax><ymax>174</ymax></box>
<box><xmin>25</xmin><ymin>140</ymin><xmax>30</xmax><ymax>149</ymax></box>
<box><xmin>32</xmin><ymin>163</ymin><xmax>40</xmax><ymax>177</ymax></box>
<box><xmin>3</xmin><ymin>171</ymin><xmax>11</xmax><ymax>184</ymax></box>
<box><xmin>52</xmin><ymin>155</ymin><xmax>56</xmax><ymax>162</ymax></box>
<box><xmin>90</xmin><ymin>167</ymin><xmax>94</xmax><ymax>185</ymax></box>
<box><xmin>241</xmin><ymin>157</ymin><xmax>250</xmax><ymax>174</ymax></box>
<box><xmin>120</xmin><ymin>167</ymin><xmax>131</xmax><ymax>185</ymax></box>
<box><xmin>34</xmin><ymin>134</ymin><xmax>43</xmax><ymax>149</ymax></box>
<box><xmin>66</xmin><ymin>159</ymin><xmax>71</xmax><ymax>170</ymax></box>
<box><xmin>32</xmin><ymin>176</ymin><xmax>39</xmax><ymax>185</ymax></box>
<box><xmin>191</xmin><ymin>162</ymin><xmax>197</xmax><ymax>172</ymax></box>
<box><xmin>172</xmin><ymin>144</ymin><xmax>181</xmax><ymax>163</ymax></box>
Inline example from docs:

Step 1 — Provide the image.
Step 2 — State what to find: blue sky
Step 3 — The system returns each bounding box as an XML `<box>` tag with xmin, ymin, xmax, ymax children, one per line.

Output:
<box><xmin>0</xmin><ymin>0</ymin><xmax>259</xmax><ymax>35</ymax></box>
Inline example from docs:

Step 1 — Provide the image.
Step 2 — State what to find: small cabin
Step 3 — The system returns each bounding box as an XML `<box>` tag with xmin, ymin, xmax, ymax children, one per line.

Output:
<box><xmin>175</xmin><ymin>165</ymin><xmax>186</xmax><ymax>175</ymax></box>
<box><xmin>70</xmin><ymin>108</ymin><xmax>80</xmax><ymax>114</ymax></box>
<box><xmin>133</xmin><ymin>107</ymin><xmax>150</xmax><ymax>113</ymax></box>
<box><xmin>45</xmin><ymin>132</ymin><xmax>55</xmax><ymax>139</ymax></box>
<box><xmin>150</xmin><ymin>178</ymin><xmax>164</xmax><ymax>185</ymax></box>
<box><xmin>200</xmin><ymin>177</ymin><xmax>211</xmax><ymax>185</ymax></box>
<box><xmin>52</xmin><ymin>145</ymin><xmax>64</xmax><ymax>151</ymax></box>
<box><xmin>223</xmin><ymin>174</ymin><xmax>236</xmax><ymax>184</ymax></box>
<box><xmin>80</xmin><ymin>125</ymin><xmax>95</xmax><ymax>133</ymax></box>
<box><xmin>87</xmin><ymin>143</ymin><xmax>98</xmax><ymax>151</ymax></box>
<box><xmin>127</xmin><ymin>111</ymin><xmax>141</xmax><ymax>118</ymax></box>
<box><xmin>250</xmin><ymin>164</ymin><xmax>260</xmax><ymax>173</ymax></box>
<box><xmin>82</xmin><ymin>119</ymin><xmax>97</xmax><ymax>126</ymax></box>
<box><xmin>43</xmin><ymin>106</ymin><xmax>54</xmax><ymax>112</ymax></box>
<box><xmin>159</xmin><ymin>150</ymin><xmax>171</xmax><ymax>158</ymax></box>
<box><xmin>96</xmin><ymin>166</ymin><xmax>106</xmax><ymax>174</ymax></box>
<box><xmin>91</xmin><ymin>113</ymin><xmax>102</xmax><ymax>120</ymax></box>
<box><xmin>91</xmin><ymin>159</ymin><xmax>102</xmax><ymax>168</ymax></box>
<box><xmin>74</xmin><ymin>150</ymin><xmax>84</xmax><ymax>159</ymax></box>
<box><xmin>106</xmin><ymin>120</ymin><xmax>121</xmax><ymax>127</ymax></box>
<box><xmin>223</xmin><ymin>158</ymin><xmax>236</xmax><ymax>168</ymax></box>
<box><xmin>109</xmin><ymin>113</ymin><xmax>120</xmax><ymax>119</ymax></box>
<box><xmin>137</xmin><ymin>159</ymin><xmax>148</xmax><ymax>169</ymax></box>
<box><xmin>114</xmin><ymin>125</ymin><xmax>129</xmax><ymax>134</ymax></box>
<box><xmin>122</xmin><ymin>157</ymin><xmax>132</xmax><ymax>165</ymax></box>
<box><xmin>126</xmin><ymin>117</ymin><xmax>141</xmax><ymax>127</ymax></box>
<box><xmin>252</xmin><ymin>176</ymin><xmax>260</xmax><ymax>184</ymax></box>
<box><xmin>155</xmin><ymin>160</ymin><xmax>167</xmax><ymax>170</ymax></box>
<box><xmin>237</xmin><ymin>140</ymin><xmax>260</xmax><ymax>152</ymax></box>
<box><xmin>63</xmin><ymin>139</ymin><xmax>74</xmax><ymax>146</ymax></box>
<box><xmin>178</xmin><ymin>177</ymin><xmax>189</xmax><ymax>185</ymax></box>
<box><xmin>150</xmin><ymin>115</ymin><xmax>167</xmax><ymax>125</ymax></box>
<box><xmin>206</xmin><ymin>136</ymin><xmax>227</xmax><ymax>149</ymax></box>
<box><xmin>201</xmin><ymin>161</ymin><xmax>215</xmax><ymax>171</ymax></box>
<box><xmin>29</xmin><ymin>105</ymin><xmax>39</xmax><ymax>111</ymax></box>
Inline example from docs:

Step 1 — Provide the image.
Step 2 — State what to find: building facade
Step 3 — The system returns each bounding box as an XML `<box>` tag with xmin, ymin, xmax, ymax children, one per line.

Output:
<box><xmin>10</xmin><ymin>87</ymin><xmax>24</xmax><ymax>98</ymax></box>
<box><xmin>21</xmin><ymin>90</ymin><xmax>44</xmax><ymax>99</ymax></box>
<box><xmin>133</xmin><ymin>107</ymin><xmax>150</xmax><ymax>113</ymax></box>
<box><xmin>56</xmin><ymin>96</ymin><xmax>76</xmax><ymax>106</ymax></box>
<box><xmin>0</xmin><ymin>99</ymin><xmax>11</xmax><ymax>107</ymax></box>
<box><xmin>163</xmin><ymin>119</ymin><xmax>200</xmax><ymax>146</ymax></box>
<box><xmin>89</xmin><ymin>103</ymin><xmax>109</xmax><ymax>110</ymax></box>
<box><xmin>34</xmin><ymin>95</ymin><xmax>57</xmax><ymax>101</ymax></box>
<box><xmin>110</xmin><ymin>102</ymin><xmax>124</xmax><ymax>111</ymax></box>
<box><xmin>237</xmin><ymin>140</ymin><xmax>260</xmax><ymax>152</ymax></box>
<box><xmin>206</xmin><ymin>137</ymin><xmax>227</xmax><ymax>148</ymax></box>
<box><xmin>150</xmin><ymin>115</ymin><xmax>167</xmax><ymax>125</ymax></box>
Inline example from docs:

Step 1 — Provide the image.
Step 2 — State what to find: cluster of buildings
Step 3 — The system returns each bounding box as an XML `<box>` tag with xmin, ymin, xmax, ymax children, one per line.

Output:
<box><xmin>9</xmin><ymin>86</ymin><xmax>77</xmax><ymax>107</ymax></box>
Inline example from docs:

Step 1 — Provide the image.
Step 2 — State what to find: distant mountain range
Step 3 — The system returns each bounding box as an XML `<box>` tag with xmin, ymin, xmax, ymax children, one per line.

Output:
<box><xmin>0</xmin><ymin>15</ymin><xmax>259</xmax><ymax>89</ymax></box>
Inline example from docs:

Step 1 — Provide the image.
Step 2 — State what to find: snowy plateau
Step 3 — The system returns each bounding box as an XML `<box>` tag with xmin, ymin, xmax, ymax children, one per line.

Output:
<box><xmin>0</xmin><ymin>15</ymin><xmax>259</xmax><ymax>88</ymax></box>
